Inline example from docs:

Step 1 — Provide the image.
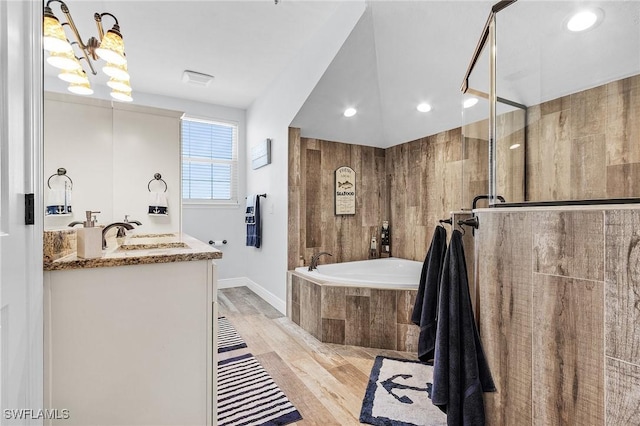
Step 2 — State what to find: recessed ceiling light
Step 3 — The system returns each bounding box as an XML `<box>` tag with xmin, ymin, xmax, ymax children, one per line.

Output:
<box><xmin>566</xmin><ymin>9</ymin><xmax>602</xmax><ymax>32</ymax></box>
<box><xmin>417</xmin><ymin>103</ymin><xmax>432</xmax><ymax>113</ymax></box>
<box><xmin>509</xmin><ymin>143</ymin><xmax>521</xmax><ymax>150</ymax></box>
<box><xmin>344</xmin><ymin>107</ymin><xmax>357</xmax><ymax>117</ymax></box>
<box><xmin>463</xmin><ymin>98</ymin><xmax>478</xmax><ymax>108</ymax></box>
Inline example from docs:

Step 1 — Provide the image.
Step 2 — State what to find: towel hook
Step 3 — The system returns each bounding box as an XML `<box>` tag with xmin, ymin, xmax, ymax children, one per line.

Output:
<box><xmin>47</xmin><ymin>167</ymin><xmax>73</xmax><ymax>189</ymax></box>
<box><xmin>457</xmin><ymin>216</ymin><xmax>480</xmax><ymax>234</ymax></box>
<box><xmin>148</xmin><ymin>173</ymin><xmax>168</xmax><ymax>192</ymax></box>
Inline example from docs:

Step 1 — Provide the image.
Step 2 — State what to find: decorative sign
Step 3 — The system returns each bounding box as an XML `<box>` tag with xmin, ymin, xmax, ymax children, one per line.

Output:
<box><xmin>334</xmin><ymin>166</ymin><xmax>356</xmax><ymax>215</ymax></box>
<box><xmin>251</xmin><ymin>138</ymin><xmax>272</xmax><ymax>170</ymax></box>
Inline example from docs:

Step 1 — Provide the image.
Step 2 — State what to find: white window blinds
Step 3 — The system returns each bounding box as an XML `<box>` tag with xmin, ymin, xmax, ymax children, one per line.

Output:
<box><xmin>181</xmin><ymin>117</ymin><xmax>238</xmax><ymax>203</ymax></box>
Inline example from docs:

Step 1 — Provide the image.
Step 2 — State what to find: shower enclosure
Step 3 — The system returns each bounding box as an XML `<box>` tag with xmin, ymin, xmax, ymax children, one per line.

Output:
<box><xmin>462</xmin><ymin>0</ymin><xmax>640</xmax><ymax>206</ymax></box>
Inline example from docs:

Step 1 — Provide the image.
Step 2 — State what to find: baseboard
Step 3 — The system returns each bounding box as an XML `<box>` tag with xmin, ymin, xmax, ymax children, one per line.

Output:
<box><xmin>217</xmin><ymin>277</ymin><xmax>286</xmax><ymax>315</ymax></box>
<box><xmin>218</xmin><ymin>277</ymin><xmax>248</xmax><ymax>289</ymax></box>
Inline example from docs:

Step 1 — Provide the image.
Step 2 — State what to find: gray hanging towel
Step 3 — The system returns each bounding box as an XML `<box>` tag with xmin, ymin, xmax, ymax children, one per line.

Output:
<box><xmin>411</xmin><ymin>225</ymin><xmax>447</xmax><ymax>362</ymax></box>
<box><xmin>245</xmin><ymin>194</ymin><xmax>261</xmax><ymax>248</ymax></box>
<box><xmin>431</xmin><ymin>230</ymin><xmax>496</xmax><ymax>425</ymax></box>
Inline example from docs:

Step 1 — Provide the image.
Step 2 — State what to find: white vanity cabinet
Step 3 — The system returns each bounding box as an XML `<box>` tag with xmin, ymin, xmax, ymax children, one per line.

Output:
<box><xmin>44</xmin><ymin>258</ymin><xmax>217</xmax><ymax>426</ymax></box>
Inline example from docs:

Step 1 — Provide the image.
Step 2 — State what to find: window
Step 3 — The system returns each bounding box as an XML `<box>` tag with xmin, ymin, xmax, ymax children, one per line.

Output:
<box><xmin>181</xmin><ymin>116</ymin><xmax>238</xmax><ymax>204</ymax></box>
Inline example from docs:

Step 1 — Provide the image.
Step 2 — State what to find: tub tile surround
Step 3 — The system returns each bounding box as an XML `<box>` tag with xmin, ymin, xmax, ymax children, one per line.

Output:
<box><xmin>477</xmin><ymin>208</ymin><xmax>640</xmax><ymax>425</ymax></box>
<box><xmin>288</xmin><ymin>273</ymin><xmax>418</xmax><ymax>351</ymax></box>
<box><xmin>527</xmin><ymin>74</ymin><xmax>640</xmax><ymax>202</ymax></box>
<box><xmin>289</xmin><ymin>75</ymin><xmax>640</xmax><ymax>273</ymax></box>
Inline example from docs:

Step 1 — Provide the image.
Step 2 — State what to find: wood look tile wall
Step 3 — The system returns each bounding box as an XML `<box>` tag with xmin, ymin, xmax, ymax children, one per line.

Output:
<box><xmin>287</xmin><ymin>272</ymin><xmax>417</xmax><ymax>351</ymax></box>
<box><xmin>527</xmin><ymin>74</ymin><xmax>640</xmax><ymax>201</ymax></box>
<box><xmin>477</xmin><ymin>208</ymin><xmax>640</xmax><ymax>426</ymax></box>
<box><xmin>288</xmin><ymin>131</ymin><xmax>386</xmax><ymax>269</ymax></box>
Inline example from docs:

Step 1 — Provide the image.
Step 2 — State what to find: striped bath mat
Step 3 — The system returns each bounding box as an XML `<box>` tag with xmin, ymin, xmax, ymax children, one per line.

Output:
<box><xmin>218</xmin><ymin>353</ymin><xmax>303</xmax><ymax>426</ymax></box>
<box><xmin>218</xmin><ymin>317</ymin><xmax>248</xmax><ymax>353</ymax></box>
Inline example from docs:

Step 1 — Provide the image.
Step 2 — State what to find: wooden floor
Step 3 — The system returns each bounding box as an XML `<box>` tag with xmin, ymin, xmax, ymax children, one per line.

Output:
<box><xmin>218</xmin><ymin>286</ymin><xmax>417</xmax><ymax>425</ymax></box>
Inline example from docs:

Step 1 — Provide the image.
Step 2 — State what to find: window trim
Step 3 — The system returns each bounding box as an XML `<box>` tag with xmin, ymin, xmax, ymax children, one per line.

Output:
<box><xmin>180</xmin><ymin>115</ymin><xmax>239</xmax><ymax>205</ymax></box>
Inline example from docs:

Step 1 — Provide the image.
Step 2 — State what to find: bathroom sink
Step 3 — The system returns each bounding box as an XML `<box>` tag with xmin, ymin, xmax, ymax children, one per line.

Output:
<box><xmin>118</xmin><ymin>241</ymin><xmax>190</xmax><ymax>250</ymax></box>
<box><xmin>129</xmin><ymin>233</ymin><xmax>176</xmax><ymax>239</ymax></box>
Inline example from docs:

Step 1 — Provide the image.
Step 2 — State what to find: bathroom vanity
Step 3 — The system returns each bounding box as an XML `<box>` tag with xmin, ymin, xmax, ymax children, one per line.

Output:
<box><xmin>43</xmin><ymin>232</ymin><xmax>221</xmax><ymax>426</ymax></box>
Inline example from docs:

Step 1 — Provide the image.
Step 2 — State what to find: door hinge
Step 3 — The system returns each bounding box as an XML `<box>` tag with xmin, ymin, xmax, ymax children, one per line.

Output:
<box><xmin>25</xmin><ymin>193</ymin><xmax>35</xmax><ymax>225</ymax></box>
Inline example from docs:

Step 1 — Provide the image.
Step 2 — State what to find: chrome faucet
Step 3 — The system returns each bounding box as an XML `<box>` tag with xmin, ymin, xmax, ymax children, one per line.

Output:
<box><xmin>308</xmin><ymin>252</ymin><xmax>332</xmax><ymax>271</ymax></box>
<box><xmin>124</xmin><ymin>215</ymin><xmax>142</xmax><ymax>226</ymax></box>
<box><xmin>102</xmin><ymin>222</ymin><xmax>135</xmax><ymax>249</ymax></box>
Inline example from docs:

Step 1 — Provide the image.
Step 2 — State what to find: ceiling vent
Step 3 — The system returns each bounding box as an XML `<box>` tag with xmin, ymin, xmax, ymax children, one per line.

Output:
<box><xmin>182</xmin><ymin>70</ymin><xmax>214</xmax><ymax>87</ymax></box>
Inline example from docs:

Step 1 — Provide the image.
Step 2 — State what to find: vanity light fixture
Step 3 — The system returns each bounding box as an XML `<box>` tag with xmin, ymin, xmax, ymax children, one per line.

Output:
<box><xmin>43</xmin><ymin>0</ymin><xmax>132</xmax><ymax>101</ymax></box>
<box><xmin>344</xmin><ymin>107</ymin><xmax>357</xmax><ymax>118</ymax></box>
<box><xmin>417</xmin><ymin>103</ymin><xmax>432</xmax><ymax>113</ymax></box>
<box><xmin>566</xmin><ymin>9</ymin><xmax>602</xmax><ymax>32</ymax></box>
<box><xmin>463</xmin><ymin>97</ymin><xmax>478</xmax><ymax>108</ymax></box>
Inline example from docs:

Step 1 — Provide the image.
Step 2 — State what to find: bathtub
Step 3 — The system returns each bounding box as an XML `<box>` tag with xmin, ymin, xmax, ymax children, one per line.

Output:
<box><xmin>294</xmin><ymin>257</ymin><xmax>422</xmax><ymax>289</ymax></box>
<box><xmin>288</xmin><ymin>257</ymin><xmax>421</xmax><ymax>351</ymax></box>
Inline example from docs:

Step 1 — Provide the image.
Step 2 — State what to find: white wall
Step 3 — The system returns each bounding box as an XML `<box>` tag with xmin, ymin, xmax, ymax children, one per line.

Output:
<box><xmin>245</xmin><ymin>1</ymin><xmax>366</xmax><ymax>312</ymax></box>
<box><xmin>44</xmin><ymin>93</ymin><xmax>182</xmax><ymax>234</ymax></box>
<box><xmin>43</xmin><ymin>81</ymin><xmax>248</xmax><ymax>279</ymax></box>
<box><xmin>129</xmin><ymin>93</ymin><xmax>248</xmax><ymax>281</ymax></box>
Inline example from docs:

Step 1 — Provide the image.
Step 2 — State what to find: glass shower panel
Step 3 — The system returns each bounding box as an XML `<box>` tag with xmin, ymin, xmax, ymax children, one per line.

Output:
<box><xmin>495</xmin><ymin>0</ymin><xmax>640</xmax><ymax>203</ymax></box>
<box><xmin>461</xmin><ymin>42</ymin><xmax>491</xmax><ymax>210</ymax></box>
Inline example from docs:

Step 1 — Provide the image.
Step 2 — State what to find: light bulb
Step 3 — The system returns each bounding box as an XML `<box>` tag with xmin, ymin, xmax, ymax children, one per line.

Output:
<box><xmin>68</xmin><ymin>82</ymin><xmax>94</xmax><ymax>95</ymax></box>
<box><xmin>58</xmin><ymin>68</ymin><xmax>89</xmax><ymax>84</ymax></box>
<box><xmin>107</xmin><ymin>78</ymin><xmax>131</xmax><ymax>92</ymax></box>
<box><xmin>102</xmin><ymin>62</ymin><xmax>130</xmax><ymax>80</ymax></box>
<box><xmin>111</xmin><ymin>90</ymin><xmax>133</xmax><ymax>102</ymax></box>
<box><xmin>47</xmin><ymin>51</ymin><xmax>81</xmax><ymax>71</ymax></box>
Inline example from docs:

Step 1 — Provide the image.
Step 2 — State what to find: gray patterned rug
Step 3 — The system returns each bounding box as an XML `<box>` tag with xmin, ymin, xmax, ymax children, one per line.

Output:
<box><xmin>360</xmin><ymin>356</ymin><xmax>447</xmax><ymax>426</ymax></box>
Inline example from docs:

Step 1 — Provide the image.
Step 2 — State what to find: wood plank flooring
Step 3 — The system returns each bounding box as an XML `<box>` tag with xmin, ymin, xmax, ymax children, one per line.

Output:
<box><xmin>218</xmin><ymin>286</ymin><xmax>417</xmax><ymax>425</ymax></box>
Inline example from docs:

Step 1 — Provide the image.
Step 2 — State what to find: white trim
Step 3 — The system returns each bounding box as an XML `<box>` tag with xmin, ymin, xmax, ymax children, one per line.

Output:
<box><xmin>217</xmin><ymin>277</ymin><xmax>286</xmax><ymax>315</ymax></box>
<box><xmin>217</xmin><ymin>277</ymin><xmax>249</xmax><ymax>289</ymax></box>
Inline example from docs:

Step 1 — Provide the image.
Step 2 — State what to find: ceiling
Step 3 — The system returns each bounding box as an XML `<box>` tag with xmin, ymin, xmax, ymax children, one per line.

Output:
<box><xmin>44</xmin><ymin>1</ymin><xmax>640</xmax><ymax>149</ymax></box>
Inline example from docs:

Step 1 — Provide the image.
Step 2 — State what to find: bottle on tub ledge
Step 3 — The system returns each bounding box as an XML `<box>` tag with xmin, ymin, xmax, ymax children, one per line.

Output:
<box><xmin>380</xmin><ymin>220</ymin><xmax>391</xmax><ymax>258</ymax></box>
<box><xmin>369</xmin><ymin>235</ymin><xmax>378</xmax><ymax>259</ymax></box>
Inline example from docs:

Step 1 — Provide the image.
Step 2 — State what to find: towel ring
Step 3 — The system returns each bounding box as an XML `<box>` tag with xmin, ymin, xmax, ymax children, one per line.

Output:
<box><xmin>148</xmin><ymin>173</ymin><xmax>168</xmax><ymax>192</ymax></box>
<box><xmin>47</xmin><ymin>167</ymin><xmax>73</xmax><ymax>190</ymax></box>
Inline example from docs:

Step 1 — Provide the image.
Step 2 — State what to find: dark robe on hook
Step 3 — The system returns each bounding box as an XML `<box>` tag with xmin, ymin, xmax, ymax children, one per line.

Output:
<box><xmin>411</xmin><ymin>225</ymin><xmax>447</xmax><ymax>362</ymax></box>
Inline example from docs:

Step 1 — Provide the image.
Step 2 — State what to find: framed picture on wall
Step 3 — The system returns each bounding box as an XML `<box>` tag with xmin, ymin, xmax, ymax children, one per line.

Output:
<box><xmin>334</xmin><ymin>166</ymin><xmax>356</xmax><ymax>215</ymax></box>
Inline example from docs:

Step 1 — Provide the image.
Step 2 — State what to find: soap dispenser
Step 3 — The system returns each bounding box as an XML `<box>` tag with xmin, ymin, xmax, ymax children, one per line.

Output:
<box><xmin>76</xmin><ymin>210</ymin><xmax>102</xmax><ymax>259</ymax></box>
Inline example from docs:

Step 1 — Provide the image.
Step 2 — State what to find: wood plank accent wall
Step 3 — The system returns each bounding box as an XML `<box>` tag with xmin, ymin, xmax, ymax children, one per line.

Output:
<box><xmin>476</xmin><ymin>208</ymin><xmax>640</xmax><ymax>425</ymax></box>
<box><xmin>527</xmin><ymin>73</ymin><xmax>640</xmax><ymax>201</ymax></box>
<box><xmin>385</xmin><ymin>128</ymin><xmax>469</xmax><ymax>262</ymax></box>
<box><xmin>288</xmin><ymin>130</ymin><xmax>386</xmax><ymax>269</ymax></box>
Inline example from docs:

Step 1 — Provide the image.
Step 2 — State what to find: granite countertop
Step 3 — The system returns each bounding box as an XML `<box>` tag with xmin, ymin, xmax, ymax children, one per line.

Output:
<box><xmin>43</xmin><ymin>232</ymin><xmax>222</xmax><ymax>271</ymax></box>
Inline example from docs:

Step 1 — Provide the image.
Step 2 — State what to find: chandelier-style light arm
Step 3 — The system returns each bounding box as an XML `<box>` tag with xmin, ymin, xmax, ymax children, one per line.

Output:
<box><xmin>44</xmin><ymin>0</ymin><xmax>132</xmax><ymax>100</ymax></box>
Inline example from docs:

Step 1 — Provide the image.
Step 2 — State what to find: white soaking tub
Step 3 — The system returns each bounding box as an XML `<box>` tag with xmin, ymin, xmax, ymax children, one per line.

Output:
<box><xmin>294</xmin><ymin>257</ymin><xmax>421</xmax><ymax>289</ymax></box>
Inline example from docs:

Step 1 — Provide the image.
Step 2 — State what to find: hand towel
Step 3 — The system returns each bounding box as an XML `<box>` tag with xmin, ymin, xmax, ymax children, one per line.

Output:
<box><xmin>245</xmin><ymin>194</ymin><xmax>261</xmax><ymax>248</ymax></box>
<box><xmin>148</xmin><ymin>191</ymin><xmax>168</xmax><ymax>215</ymax></box>
<box><xmin>431</xmin><ymin>230</ymin><xmax>496</xmax><ymax>425</ymax></box>
<box><xmin>245</xmin><ymin>194</ymin><xmax>256</xmax><ymax>224</ymax></box>
<box><xmin>46</xmin><ymin>187</ymin><xmax>72</xmax><ymax>215</ymax></box>
<box><xmin>411</xmin><ymin>225</ymin><xmax>447</xmax><ymax>362</ymax></box>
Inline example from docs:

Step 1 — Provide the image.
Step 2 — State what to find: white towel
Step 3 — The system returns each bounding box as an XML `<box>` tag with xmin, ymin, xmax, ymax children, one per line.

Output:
<box><xmin>148</xmin><ymin>191</ymin><xmax>168</xmax><ymax>215</ymax></box>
